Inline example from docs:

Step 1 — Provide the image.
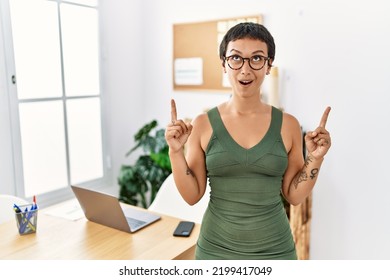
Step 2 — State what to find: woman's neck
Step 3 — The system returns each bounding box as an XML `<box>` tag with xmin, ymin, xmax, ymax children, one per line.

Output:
<box><xmin>225</xmin><ymin>94</ymin><xmax>267</xmax><ymax>115</ymax></box>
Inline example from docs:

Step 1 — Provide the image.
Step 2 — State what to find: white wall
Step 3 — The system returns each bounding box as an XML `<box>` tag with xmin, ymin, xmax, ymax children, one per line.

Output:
<box><xmin>99</xmin><ymin>0</ymin><xmax>145</xmax><ymax>185</ymax></box>
<box><xmin>101</xmin><ymin>0</ymin><xmax>390</xmax><ymax>259</ymax></box>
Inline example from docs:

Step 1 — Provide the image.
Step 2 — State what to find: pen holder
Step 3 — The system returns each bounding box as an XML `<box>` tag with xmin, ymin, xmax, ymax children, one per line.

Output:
<box><xmin>15</xmin><ymin>204</ymin><xmax>38</xmax><ymax>235</ymax></box>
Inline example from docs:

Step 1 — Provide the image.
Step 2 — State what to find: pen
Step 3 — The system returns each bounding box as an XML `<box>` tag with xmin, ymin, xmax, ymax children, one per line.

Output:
<box><xmin>13</xmin><ymin>203</ymin><xmax>22</xmax><ymax>213</ymax></box>
<box><xmin>33</xmin><ymin>195</ymin><xmax>37</xmax><ymax>210</ymax></box>
<box><xmin>15</xmin><ymin>204</ymin><xmax>28</xmax><ymax>233</ymax></box>
<box><xmin>24</xmin><ymin>195</ymin><xmax>38</xmax><ymax>232</ymax></box>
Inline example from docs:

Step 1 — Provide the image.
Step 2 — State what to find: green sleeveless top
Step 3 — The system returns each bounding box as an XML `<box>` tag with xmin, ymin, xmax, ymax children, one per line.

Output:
<box><xmin>195</xmin><ymin>106</ymin><xmax>297</xmax><ymax>260</ymax></box>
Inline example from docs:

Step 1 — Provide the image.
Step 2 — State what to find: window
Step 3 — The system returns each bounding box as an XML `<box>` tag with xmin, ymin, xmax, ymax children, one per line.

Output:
<box><xmin>0</xmin><ymin>0</ymin><xmax>107</xmax><ymax>204</ymax></box>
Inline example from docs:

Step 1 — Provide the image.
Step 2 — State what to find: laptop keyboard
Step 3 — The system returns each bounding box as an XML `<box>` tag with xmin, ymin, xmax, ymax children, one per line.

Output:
<box><xmin>126</xmin><ymin>217</ymin><xmax>147</xmax><ymax>228</ymax></box>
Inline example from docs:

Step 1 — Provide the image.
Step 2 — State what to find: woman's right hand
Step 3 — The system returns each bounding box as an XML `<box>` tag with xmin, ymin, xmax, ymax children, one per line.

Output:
<box><xmin>165</xmin><ymin>99</ymin><xmax>193</xmax><ymax>153</ymax></box>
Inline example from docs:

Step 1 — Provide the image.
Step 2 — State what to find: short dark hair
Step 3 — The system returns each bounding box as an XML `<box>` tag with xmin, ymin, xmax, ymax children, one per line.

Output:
<box><xmin>219</xmin><ymin>22</ymin><xmax>275</xmax><ymax>66</ymax></box>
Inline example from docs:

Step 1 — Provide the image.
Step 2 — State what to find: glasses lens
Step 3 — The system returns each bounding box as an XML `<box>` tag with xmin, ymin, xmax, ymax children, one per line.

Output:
<box><xmin>249</xmin><ymin>55</ymin><xmax>266</xmax><ymax>70</ymax></box>
<box><xmin>227</xmin><ymin>56</ymin><xmax>243</xmax><ymax>70</ymax></box>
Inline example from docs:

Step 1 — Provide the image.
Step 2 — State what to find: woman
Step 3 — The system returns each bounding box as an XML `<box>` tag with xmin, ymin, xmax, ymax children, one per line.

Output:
<box><xmin>165</xmin><ymin>22</ymin><xmax>331</xmax><ymax>260</ymax></box>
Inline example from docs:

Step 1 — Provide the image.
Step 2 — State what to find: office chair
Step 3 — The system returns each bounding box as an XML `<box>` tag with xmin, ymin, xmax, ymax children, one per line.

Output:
<box><xmin>148</xmin><ymin>174</ymin><xmax>210</xmax><ymax>224</ymax></box>
<box><xmin>0</xmin><ymin>194</ymin><xmax>29</xmax><ymax>224</ymax></box>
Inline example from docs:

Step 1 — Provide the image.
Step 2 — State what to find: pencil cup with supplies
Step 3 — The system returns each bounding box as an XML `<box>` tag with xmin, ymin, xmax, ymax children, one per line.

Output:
<box><xmin>14</xmin><ymin>198</ymin><xmax>38</xmax><ymax>235</ymax></box>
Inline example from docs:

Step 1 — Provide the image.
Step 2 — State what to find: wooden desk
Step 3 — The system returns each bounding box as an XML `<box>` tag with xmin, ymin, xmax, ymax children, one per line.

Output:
<box><xmin>0</xmin><ymin>205</ymin><xmax>200</xmax><ymax>260</ymax></box>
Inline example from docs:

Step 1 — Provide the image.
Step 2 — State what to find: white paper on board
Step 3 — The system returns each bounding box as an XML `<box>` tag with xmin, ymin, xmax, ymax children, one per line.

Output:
<box><xmin>174</xmin><ymin>57</ymin><xmax>203</xmax><ymax>85</ymax></box>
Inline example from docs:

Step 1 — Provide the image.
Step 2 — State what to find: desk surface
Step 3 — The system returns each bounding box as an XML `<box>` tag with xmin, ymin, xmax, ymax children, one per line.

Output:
<box><xmin>0</xmin><ymin>204</ymin><xmax>200</xmax><ymax>260</ymax></box>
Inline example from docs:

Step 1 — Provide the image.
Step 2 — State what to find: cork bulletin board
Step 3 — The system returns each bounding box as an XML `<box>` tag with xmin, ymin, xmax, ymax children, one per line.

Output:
<box><xmin>173</xmin><ymin>15</ymin><xmax>262</xmax><ymax>92</ymax></box>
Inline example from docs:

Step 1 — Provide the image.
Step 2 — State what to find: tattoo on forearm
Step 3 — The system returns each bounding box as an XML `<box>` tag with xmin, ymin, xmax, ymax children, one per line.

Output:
<box><xmin>293</xmin><ymin>171</ymin><xmax>308</xmax><ymax>189</ymax></box>
<box><xmin>293</xmin><ymin>155</ymin><xmax>319</xmax><ymax>189</ymax></box>
<box><xmin>304</xmin><ymin>155</ymin><xmax>313</xmax><ymax>167</ymax></box>
<box><xmin>310</xmin><ymin>168</ymin><xmax>319</xmax><ymax>179</ymax></box>
<box><xmin>186</xmin><ymin>168</ymin><xmax>195</xmax><ymax>177</ymax></box>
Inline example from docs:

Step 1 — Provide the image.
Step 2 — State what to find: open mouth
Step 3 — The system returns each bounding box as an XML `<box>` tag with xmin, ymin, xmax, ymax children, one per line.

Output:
<box><xmin>239</xmin><ymin>80</ymin><xmax>253</xmax><ymax>85</ymax></box>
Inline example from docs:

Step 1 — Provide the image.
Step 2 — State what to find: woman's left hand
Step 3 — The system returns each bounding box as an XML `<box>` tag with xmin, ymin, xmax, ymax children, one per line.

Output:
<box><xmin>305</xmin><ymin>107</ymin><xmax>332</xmax><ymax>159</ymax></box>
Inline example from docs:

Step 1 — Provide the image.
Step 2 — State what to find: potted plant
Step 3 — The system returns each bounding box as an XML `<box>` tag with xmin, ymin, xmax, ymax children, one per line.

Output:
<box><xmin>118</xmin><ymin>120</ymin><xmax>171</xmax><ymax>208</ymax></box>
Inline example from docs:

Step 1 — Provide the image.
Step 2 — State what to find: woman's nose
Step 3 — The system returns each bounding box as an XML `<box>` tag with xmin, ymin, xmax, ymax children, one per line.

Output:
<box><xmin>240</xmin><ymin>59</ymin><xmax>252</xmax><ymax>74</ymax></box>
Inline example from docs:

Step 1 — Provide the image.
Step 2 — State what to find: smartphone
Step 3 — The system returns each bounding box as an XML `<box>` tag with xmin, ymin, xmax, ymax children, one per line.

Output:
<box><xmin>173</xmin><ymin>221</ymin><xmax>195</xmax><ymax>237</ymax></box>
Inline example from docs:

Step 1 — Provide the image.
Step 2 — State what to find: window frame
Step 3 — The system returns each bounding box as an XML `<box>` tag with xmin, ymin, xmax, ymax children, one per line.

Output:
<box><xmin>0</xmin><ymin>0</ymin><xmax>111</xmax><ymax>207</ymax></box>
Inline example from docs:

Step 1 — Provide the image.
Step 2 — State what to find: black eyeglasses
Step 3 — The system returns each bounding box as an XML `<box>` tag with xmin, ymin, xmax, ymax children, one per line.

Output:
<box><xmin>225</xmin><ymin>54</ymin><xmax>270</xmax><ymax>70</ymax></box>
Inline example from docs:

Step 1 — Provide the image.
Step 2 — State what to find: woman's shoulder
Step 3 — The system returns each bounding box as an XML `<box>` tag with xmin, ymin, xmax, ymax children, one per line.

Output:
<box><xmin>281</xmin><ymin>111</ymin><xmax>302</xmax><ymax>139</ymax></box>
<box><xmin>281</xmin><ymin>110</ymin><xmax>300</xmax><ymax>127</ymax></box>
<box><xmin>192</xmin><ymin>111</ymin><xmax>211</xmax><ymax>128</ymax></box>
<box><xmin>189</xmin><ymin>110</ymin><xmax>214</xmax><ymax>150</ymax></box>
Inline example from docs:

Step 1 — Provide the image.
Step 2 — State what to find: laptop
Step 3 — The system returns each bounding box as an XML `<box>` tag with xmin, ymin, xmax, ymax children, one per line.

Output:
<box><xmin>71</xmin><ymin>185</ymin><xmax>161</xmax><ymax>233</ymax></box>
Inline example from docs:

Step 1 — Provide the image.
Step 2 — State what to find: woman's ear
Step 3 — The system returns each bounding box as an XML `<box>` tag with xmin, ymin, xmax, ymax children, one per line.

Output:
<box><xmin>266</xmin><ymin>59</ymin><xmax>273</xmax><ymax>75</ymax></box>
<box><xmin>222</xmin><ymin>60</ymin><xmax>227</xmax><ymax>73</ymax></box>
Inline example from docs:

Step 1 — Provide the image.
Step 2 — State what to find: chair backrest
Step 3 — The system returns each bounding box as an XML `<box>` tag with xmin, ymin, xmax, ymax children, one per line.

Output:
<box><xmin>0</xmin><ymin>194</ymin><xmax>29</xmax><ymax>224</ymax></box>
<box><xmin>148</xmin><ymin>174</ymin><xmax>210</xmax><ymax>224</ymax></box>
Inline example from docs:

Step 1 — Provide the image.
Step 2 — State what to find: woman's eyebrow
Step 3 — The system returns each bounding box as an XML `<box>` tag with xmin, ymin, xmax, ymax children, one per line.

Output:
<box><xmin>252</xmin><ymin>50</ymin><xmax>266</xmax><ymax>55</ymax></box>
<box><xmin>229</xmin><ymin>48</ymin><xmax>242</xmax><ymax>54</ymax></box>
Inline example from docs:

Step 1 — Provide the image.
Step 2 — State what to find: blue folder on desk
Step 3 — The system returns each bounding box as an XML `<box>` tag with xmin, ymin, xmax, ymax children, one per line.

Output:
<box><xmin>71</xmin><ymin>185</ymin><xmax>161</xmax><ymax>233</ymax></box>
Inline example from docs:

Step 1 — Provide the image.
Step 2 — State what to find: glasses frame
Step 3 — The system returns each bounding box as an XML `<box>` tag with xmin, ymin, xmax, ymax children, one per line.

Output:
<box><xmin>225</xmin><ymin>55</ymin><xmax>270</xmax><ymax>71</ymax></box>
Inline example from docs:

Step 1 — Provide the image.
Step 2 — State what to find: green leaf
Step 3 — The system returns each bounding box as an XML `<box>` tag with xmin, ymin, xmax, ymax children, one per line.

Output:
<box><xmin>118</xmin><ymin>120</ymin><xmax>172</xmax><ymax>208</ymax></box>
<box><xmin>126</xmin><ymin>120</ymin><xmax>158</xmax><ymax>156</ymax></box>
<box><xmin>154</xmin><ymin>129</ymin><xmax>168</xmax><ymax>152</ymax></box>
<box><xmin>150</xmin><ymin>150</ymin><xmax>171</xmax><ymax>171</ymax></box>
<box><xmin>142</xmin><ymin>135</ymin><xmax>156</xmax><ymax>154</ymax></box>
<box><xmin>134</xmin><ymin>120</ymin><xmax>158</xmax><ymax>142</ymax></box>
